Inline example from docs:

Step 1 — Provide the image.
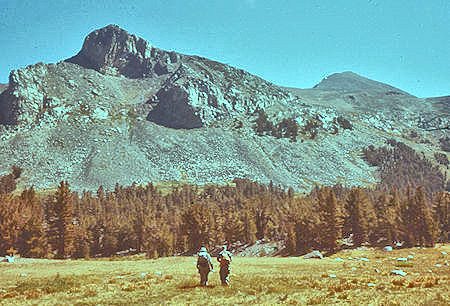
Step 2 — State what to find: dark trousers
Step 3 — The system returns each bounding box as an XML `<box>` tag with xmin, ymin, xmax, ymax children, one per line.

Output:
<box><xmin>198</xmin><ymin>267</ymin><xmax>210</xmax><ymax>286</ymax></box>
<box><xmin>220</xmin><ymin>265</ymin><xmax>230</xmax><ymax>285</ymax></box>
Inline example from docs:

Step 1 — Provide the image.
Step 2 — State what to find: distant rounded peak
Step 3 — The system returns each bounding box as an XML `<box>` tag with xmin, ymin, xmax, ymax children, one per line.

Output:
<box><xmin>324</xmin><ymin>71</ymin><xmax>366</xmax><ymax>80</ymax></box>
<box><xmin>313</xmin><ymin>71</ymin><xmax>411</xmax><ymax>95</ymax></box>
<box><xmin>333</xmin><ymin>71</ymin><xmax>359</xmax><ymax>76</ymax></box>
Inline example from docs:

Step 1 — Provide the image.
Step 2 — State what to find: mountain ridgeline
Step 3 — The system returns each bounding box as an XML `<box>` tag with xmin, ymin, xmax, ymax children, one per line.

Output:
<box><xmin>0</xmin><ymin>25</ymin><xmax>448</xmax><ymax>192</ymax></box>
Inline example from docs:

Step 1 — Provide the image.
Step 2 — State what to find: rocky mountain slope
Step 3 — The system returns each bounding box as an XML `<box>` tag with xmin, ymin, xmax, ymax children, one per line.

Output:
<box><xmin>0</xmin><ymin>25</ymin><xmax>448</xmax><ymax>191</ymax></box>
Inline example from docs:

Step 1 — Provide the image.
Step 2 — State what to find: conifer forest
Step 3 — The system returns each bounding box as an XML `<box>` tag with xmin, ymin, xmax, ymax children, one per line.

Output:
<box><xmin>0</xmin><ymin>164</ymin><xmax>448</xmax><ymax>259</ymax></box>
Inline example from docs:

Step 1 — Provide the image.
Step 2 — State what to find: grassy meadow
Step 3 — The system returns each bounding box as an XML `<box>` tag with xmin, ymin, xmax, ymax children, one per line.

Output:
<box><xmin>0</xmin><ymin>245</ymin><xmax>448</xmax><ymax>305</ymax></box>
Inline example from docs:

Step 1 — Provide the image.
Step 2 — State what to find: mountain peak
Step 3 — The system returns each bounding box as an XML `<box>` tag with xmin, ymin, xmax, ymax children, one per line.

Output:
<box><xmin>335</xmin><ymin>71</ymin><xmax>359</xmax><ymax>76</ymax></box>
<box><xmin>102</xmin><ymin>24</ymin><xmax>123</xmax><ymax>31</ymax></box>
<box><xmin>313</xmin><ymin>71</ymin><xmax>412</xmax><ymax>96</ymax></box>
<box><xmin>88</xmin><ymin>24</ymin><xmax>140</xmax><ymax>43</ymax></box>
<box><xmin>66</xmin><ymin>25</ymin><xmax>178</xmax><ymax>78</ymax></box>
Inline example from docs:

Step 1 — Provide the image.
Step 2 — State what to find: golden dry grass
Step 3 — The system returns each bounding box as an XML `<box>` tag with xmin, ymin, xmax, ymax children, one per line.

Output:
<box><xmin>0</xmin><ymin>245</ymin><xmax>448</xmax><ymax>305</ymax></box>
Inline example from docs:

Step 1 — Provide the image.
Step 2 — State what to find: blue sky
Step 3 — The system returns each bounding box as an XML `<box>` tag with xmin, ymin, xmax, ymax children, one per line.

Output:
<box><xmin>0</xmin><ymin>0</ymin><xmax>448</xmax><ymax>97</ymax></box>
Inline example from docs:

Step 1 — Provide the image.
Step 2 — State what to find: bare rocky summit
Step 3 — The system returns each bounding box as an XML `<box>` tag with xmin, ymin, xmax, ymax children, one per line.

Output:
<box><xmin>0</xmin><ymin>25</ymin><xmax>448</xmax><ymax>191</ymax></box>
<box><xmin>313</xmin><ymin>71</ymin><xmax>411</xmax><ymax>95</ymax></box>
<box><xmin>67</xmin><ymin>25</ymin><xmax>179</xmax><ymax>79</ymax></box>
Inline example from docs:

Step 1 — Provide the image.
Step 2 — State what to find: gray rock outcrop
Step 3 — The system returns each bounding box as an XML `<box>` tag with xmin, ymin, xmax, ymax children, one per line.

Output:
<box><xmin>0</xmin><ymin>63</ymin><xmax>52</xmax><ymax>125</ymax></box>
<box><xmin>147</xmin><ymin>87</ymin><xmax>203</xmax><ymax>129</ymax></box>
<box><xmin>66</xmin><ymin>24</ymin><xmax>178</xmax><ymax>79</ymax></box>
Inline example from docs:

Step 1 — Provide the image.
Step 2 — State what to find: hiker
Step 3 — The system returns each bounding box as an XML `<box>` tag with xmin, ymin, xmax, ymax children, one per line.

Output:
<box><xmin>197</xmin><ymin>246</ymin><xmax>214</xmax><ymax>286</ymax></box>
<box><xmin>217</xmin><ymin>245</ymin><xmax>232</xmax><ymax>285</ymax></box>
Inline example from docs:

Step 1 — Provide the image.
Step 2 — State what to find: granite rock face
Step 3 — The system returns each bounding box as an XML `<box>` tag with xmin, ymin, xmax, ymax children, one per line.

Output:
<box><xmin>66</xmin><ymin>25</ymin><xmax>179</xmax><ymax>79</ymax></box>
<box><xmin>0</xmin><ymin>63</ymin><xmax>52</xmax><ymax>125</ymax></box>
<box><xmin>147</xmin><ymin>87</ymin><xmax>203</xmax><ymax>129</ymax></box>
<box><xmin>0</xmin><ymin>25</ymin><xmax>447</xmax><ymax>191</ymax></box>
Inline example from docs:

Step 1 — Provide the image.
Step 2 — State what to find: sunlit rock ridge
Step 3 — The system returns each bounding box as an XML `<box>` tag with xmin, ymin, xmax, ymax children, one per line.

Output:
<box><xmin>0</xmin><ymin>25</ymin><xmax>447</xmax><ymax>191</ymax></box>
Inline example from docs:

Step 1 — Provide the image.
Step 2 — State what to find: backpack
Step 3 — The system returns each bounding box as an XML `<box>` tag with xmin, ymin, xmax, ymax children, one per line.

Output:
<box><xmin>197</xmin><ymin>252</ymin><xmax>209</xmax><ymax>267</ymax></box>
<box><xmin>219</xmin><ymin>252</ymin><xmax>231</xmax><ymax>265</ymax></box>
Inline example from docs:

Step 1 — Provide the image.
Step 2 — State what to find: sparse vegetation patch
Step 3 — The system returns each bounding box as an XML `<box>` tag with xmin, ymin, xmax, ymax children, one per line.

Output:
<box><xmin>253</xmin><ymin>108</ymin><xmax>298</xmax><ymax>141</ymax></box>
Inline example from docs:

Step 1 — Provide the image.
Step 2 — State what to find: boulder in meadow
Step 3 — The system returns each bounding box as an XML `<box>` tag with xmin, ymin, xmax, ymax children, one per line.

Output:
<box><xmin>303</xmin><ymin>250</ymin><xmax>323</xmax><ymax>259</ymax></box>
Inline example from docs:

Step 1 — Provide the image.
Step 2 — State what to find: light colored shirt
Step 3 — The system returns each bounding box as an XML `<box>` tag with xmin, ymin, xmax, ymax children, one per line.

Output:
<box><xmin>197</xmin><ymin>251</ymin><xmax>213</xmax><ymax>269</ymax></box>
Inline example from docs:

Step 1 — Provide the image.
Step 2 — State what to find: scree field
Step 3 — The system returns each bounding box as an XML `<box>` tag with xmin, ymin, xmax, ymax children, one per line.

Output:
<box><xmin>0</xmin><ymin>245</ymin><xmax>448</xmax><ymax>305</ymax></box>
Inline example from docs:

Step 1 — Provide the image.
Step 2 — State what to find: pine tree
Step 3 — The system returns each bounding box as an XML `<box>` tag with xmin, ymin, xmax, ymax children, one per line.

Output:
<box><xmin>402</xmin><ymin>185</ymin><xmax>418</xmax><ymax>247</ymax></box>
<box><xmin>102</xmin><ymin>231</ymin><xmax>118</xmax><ymax>257</ymax></box>
<box><xmin>143</xmin><ymin>219</ymin><xmax>174</xmax><ymax>258</ymax></box>
<box><xmin>96</xmin><ymin>185</ymin><xmax>105</xmax><ymax>201</ymax></box>
<box><xmin>117</xmin><ymin>221</ymin><xmax>137</xmax><ymax>253</ymax></box>
<box><xmin>374</xmin><ymin>193</ymin><xmax>396</xmax><ymax>245</ymax></box>
<box><xmin>319</xmin><ymin>188</ymin><xmax>342</xmax><ymax>251</ymax></box>
<box><xmin>242</xmin><ymin>210</ymin><xmax>257</xmax><ymax>244</ymax></box>
<box><xmin>292</xmin><ymin>198</ymin><xmax>318</xmax><ymax>254</ymax></box>
<box><xmin>180</xmin><ymin>202</ymin><xmax>213</xmax><ymax>252</ymax></box>
<box><xmin>433</xmin><ymin>192</ymin><xmax>449</xmax><ymax>242</ymax></box>
<box><xmin>19</xmin><ymin>187</ymin><xmax>48</xmax><ymax>258</ymax></box>
<box><xmin>346</xmin><ymin>188</ymin><xmax>371</xmax><ymax>247</ymax></box>
<box><xmin>133</xmin><ymin>209</ymin><xmax>148</xmax><ymax>253</ymax></box>
<box><xmin>48</xmin><ymin>181</ymin><xmax>75</xmax><ymax>259</ymax></box>
<box><xmin>73</xmin><ymin>222</ymin><xmax>90</xmax><ymax>259</ymax></box>
<box><xmin>415</xmin><ymin>187</ymin><xmax>438</xmax><ymax>247</ymax></box>
<box><xmin>285</xmin><ymin>222</ymin><xmax>296</xmax><ymax>254</ymax></box>
<box><xmin>156</xmin><ymin>222</ymin><xmax>174</xmax><ymax>257</ymax></box>
<box><xmin>0</xmin><ymin>195</ymin><xmax>27</xmax><ymax>255</ymax></box>
<box><xmin>223</xmin><ymin>210</ymin><xmax>244</xmax><ymax>244</ymax></box>
<box><xmin>389</xmin><ymin>187</ymin><xmax>403</xmax><ymax>242</ymax></box>
<box><xmin>249</xmin><ymin>195</ymin><xmax>272</xmax><ymax>240</ymax></box>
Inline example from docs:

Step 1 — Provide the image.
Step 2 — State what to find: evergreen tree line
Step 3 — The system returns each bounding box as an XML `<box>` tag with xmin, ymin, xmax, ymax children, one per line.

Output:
<box><xmin>363</xmin><ymin>138</ymin><xmax>448</xmax><ymax>194</ymax></box>
<box><xmin>0</xmin><ymin>176</ymin><xmax>448</xmax><ymax>259</ymax></box>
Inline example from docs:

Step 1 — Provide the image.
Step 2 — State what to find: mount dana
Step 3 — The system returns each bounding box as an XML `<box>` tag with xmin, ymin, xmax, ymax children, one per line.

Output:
<box><xmin>0</xmin><ymin>25</ymin><xmax>448</xmax><ymax>191</ymax></box>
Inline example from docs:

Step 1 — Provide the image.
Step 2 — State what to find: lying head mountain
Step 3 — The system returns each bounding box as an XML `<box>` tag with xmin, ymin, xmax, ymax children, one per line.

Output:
<box><xmin>0</xmin><ymin>25</ymin><xmax>448</xmax><ymax>192</ymax></box>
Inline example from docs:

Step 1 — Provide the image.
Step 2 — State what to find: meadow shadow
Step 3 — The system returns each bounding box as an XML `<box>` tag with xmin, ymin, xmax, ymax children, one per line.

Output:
<box><xmin>179</xmin><ymin>283</ymin><xmax>217</xmax><ymax>290</ymax></box>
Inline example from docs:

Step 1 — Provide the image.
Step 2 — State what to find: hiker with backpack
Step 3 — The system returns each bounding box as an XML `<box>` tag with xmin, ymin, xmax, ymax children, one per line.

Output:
<box><xmin>197</xmin><ymin>246</ymin><xmax>214</xmax><ymax>286</ymax></box>
<box><xmin>217</xmin><ymin>245</ymin><xmax>232</xmax><ymax>285</ymax></box>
